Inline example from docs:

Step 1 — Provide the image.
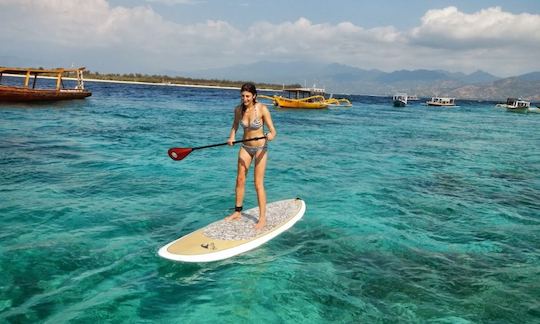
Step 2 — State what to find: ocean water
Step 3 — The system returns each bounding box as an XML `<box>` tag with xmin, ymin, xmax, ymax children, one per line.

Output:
<box><xmin>1</xmin><ymin>81</ymin><xmax>539</xmax><ymax>323</ymax></box>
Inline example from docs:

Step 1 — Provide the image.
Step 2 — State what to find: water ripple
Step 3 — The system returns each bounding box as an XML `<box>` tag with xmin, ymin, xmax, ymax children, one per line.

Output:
<box><xmin>1</xmin><ymin>85</ymin><xmax>539</xmax><ymax>322</ymax></box>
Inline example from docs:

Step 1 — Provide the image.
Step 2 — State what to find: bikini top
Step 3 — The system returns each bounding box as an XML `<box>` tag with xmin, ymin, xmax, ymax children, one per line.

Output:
<box><xmin>241</xmin><ymin>105</ymin><xmax>263</xmax><ymax>130</ymax></box>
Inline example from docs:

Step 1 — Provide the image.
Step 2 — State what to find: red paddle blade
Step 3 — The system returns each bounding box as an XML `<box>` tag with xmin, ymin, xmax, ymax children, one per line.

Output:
<box><xmin>168</xmin><ymin>148</ymin><xmax>193</xmax><ymax>161</ymax></box>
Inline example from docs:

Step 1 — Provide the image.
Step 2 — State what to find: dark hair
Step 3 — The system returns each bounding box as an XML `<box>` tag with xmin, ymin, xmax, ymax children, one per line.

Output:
<box><xmin>240</xmin><ymin>82</ymin><xmax>257</xmax><ymax>116</ymax></box>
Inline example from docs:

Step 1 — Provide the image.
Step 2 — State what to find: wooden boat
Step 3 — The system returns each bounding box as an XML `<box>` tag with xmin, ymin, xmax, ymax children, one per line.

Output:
<box><xmin>261</xmin><ymin>87</ymin><xmax>351</xmax><ymax>109</ymax></box>
<box><xmin>0</xmin><ymin>67</ymin><xmax>91</xmax><ymax>102</ymax></box>
<box><xmin>392</xmin><ymin>93</ymin><xmax>407</xmax><ymax>107</ymax></box>
<box><xmin>272</xmin><ymin>87</ymin><xmax>328</xmax><ymax>109</ymax></box>
<box><xmin>426</xmin><ymin>97</ymin><xmax>455</xmax><ymax>107</ymax></box>
<box><xmin>495</xmin><ymin>97</ymin><xmax>530</xmax><ymax>112</ymax></box>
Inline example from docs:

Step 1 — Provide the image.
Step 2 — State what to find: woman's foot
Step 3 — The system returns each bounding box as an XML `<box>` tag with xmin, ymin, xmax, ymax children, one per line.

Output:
<box><xmin>254</xmin><ymin>218</ymin><xmax>266</xmax><ymax>230</ymax></box>
<box><xmin>225</xmin><ymin>211</ymin><xmax>242</xmax><ymax>221</ymax></box>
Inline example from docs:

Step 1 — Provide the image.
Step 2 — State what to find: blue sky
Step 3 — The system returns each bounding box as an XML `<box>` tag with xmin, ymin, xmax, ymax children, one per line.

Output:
<box><xmin>1</xmin><ymin>0</ymin><xmax>540</xmax><ymax>77</ymax></box>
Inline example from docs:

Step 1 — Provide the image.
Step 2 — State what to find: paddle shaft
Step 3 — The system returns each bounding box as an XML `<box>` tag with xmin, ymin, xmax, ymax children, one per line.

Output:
<box><xmin>192</xmin><ymin>136</ymin><xmax>266</xmax><ymax>151</ymax></box>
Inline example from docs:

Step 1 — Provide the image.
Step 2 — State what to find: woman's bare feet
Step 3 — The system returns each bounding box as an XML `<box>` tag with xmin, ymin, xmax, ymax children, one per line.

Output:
<box><xmin>225</xmin><ymin>211</ymin><xmax>242</xmax><ymax>221</ymax></box>
<box><xmin>254</xmin><ymin>218</ymin><xmax>266</xmax><ymax>230</ymax></box>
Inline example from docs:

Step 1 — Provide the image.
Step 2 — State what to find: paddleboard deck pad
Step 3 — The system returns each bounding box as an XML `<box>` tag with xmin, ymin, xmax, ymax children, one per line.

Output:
<box><xmin>158</xmin><ymin>198</ymin><xmax>306</xmax><ymax>262</ymax></box>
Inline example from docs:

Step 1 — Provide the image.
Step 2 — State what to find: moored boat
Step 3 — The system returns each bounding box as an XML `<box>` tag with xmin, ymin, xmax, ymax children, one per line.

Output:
<box><xmin>262</xmin><ymin>86</ymin><xmax>351</xmax><ymax>109</ymax></box>
<box><xmin>426</xmin><ymin>97</ymin><xmax>455</xmax><ymax>107</ymax></box>
<box><xmin>392</xmin><ymin>93</ymin><xmax>407</xmax><ymax>107</ymax></box>
<box><xmin>0</xmin><ymin>67</ymin><xmax>91</xmax><ymax>102</ymax></box>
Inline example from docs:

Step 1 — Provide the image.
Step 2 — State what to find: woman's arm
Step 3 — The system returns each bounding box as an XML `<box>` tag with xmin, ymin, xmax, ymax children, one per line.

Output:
<box><xmin>261</xmin><ymin>104</ymin><xmax>276</xmax><ymax>141</ymax></box>
<box><xmin>228</xmin><ymin>106</ymin><xmax>241</xmax><ymax>145</ymax></box>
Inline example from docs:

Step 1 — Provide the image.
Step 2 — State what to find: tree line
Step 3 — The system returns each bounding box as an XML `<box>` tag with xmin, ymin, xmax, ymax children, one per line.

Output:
<box><xmin>84</xmin><ymin>71</ymin><xmax>300</xmax><ymax>90</ymax></box>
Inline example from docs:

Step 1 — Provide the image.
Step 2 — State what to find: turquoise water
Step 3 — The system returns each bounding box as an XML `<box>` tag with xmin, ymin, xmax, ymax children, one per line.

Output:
<box><xmin>1</xmin><ymin>81</ymin><xmax>539</xmax><ymax>323</ymax></box>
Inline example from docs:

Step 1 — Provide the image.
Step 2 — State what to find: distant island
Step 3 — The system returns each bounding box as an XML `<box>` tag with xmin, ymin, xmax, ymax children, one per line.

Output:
<box><xmin>4</xmin><ymin>65</ymin><xmax>538</xmax><ymax>101</ymax></box>
<box><xmin>174</xmin><ymin>61</ymin><xmax>540</xmax><ymax>101</ymax></box>
<box><xmin>84</xmin><ymin>71</ymin><xmax>300</xmax><ymax>91</ymax></box>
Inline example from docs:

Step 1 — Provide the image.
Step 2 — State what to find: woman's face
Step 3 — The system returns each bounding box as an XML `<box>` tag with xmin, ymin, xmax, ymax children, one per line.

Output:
<box><xmin>241</xmin><ymin>91</ymin><xmax>255</xmax><ymax>106</ymax></box>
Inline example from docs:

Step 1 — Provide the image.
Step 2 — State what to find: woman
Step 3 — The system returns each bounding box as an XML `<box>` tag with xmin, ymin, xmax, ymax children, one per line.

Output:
<box><xmin>225</xmin><ymin>83</ymin><xmax>276</xmax><ymax>230</ymax></box>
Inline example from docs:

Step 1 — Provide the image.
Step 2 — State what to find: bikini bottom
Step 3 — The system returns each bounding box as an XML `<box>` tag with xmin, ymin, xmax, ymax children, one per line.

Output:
<box><xmin>241</xmin><ymin>144</ymin><xmax>267</xmax><ymax>157</ymax></box>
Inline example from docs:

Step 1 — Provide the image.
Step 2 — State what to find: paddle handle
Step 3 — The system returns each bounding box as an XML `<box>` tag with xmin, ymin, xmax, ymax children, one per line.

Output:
<box><xmin>192</xmin><ymin>136</ymin><xmax>266</xmax><ymax>151</ymax></box>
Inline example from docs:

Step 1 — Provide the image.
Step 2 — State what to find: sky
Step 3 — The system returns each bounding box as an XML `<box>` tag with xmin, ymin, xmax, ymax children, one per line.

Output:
<box><xmin>1</xmin><ymin>0</ymin><xmax>540</xmax><ymax>77</ymax></box>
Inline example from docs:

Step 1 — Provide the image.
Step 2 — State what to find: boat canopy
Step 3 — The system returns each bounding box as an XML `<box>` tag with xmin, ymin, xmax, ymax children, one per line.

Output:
<box><xmin>282</xmin><ymin>87</ymin><xmax>325</xmax><ymax>99</ymax></box>
<box><xmin>0</xmin><ymin>66</ymin><xmax>87</xmax><ymax>90</ymax></box>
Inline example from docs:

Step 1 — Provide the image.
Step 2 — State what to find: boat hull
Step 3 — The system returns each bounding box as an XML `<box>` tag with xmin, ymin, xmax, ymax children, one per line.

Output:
<box><xmin>0</xmin><ymin>86</ymin><xmax>91</xmax><ymax>102</ymax></box>
<box><xmin>274</xmin><ymin>96</ymin><xmax>328</xmax><ymax>109</ymax></box>
<box><xmin>506</xmin><ymin>107</ymin><xmax>529</xmax><ymax>113</ymax></box>
<box><xmin>426</xmin><ymin>102</ymin><xmax>455</xmax><ymax>107</ymax></box>
<box><xmin>393</xmin><ymin>100</ymin><xmax>406</xmax><ymax>107</ymax></box>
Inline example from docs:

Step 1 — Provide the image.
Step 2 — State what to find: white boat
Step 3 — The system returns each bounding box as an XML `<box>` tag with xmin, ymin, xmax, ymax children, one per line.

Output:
<box><xmin>495</xmin><ymin>98</ymin><xmax>530</xmax><ymax>112</ymax></box>
<box><xmin>392</xmin><ymin>93</ymin><xmax>407</xmax><ymax>107</ymax></box>
<box><xmin>426</xmin><ymin>97</ymin><xmax>455</xmax><ymax>107</ymax></box>
<box><xmin>407</xmin><ymin>95</ymin><xmax>419</xmax><ymax>101</ymax></box>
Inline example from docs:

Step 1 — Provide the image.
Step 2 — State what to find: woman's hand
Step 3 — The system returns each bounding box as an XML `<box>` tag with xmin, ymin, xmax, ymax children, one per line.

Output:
<box><xmin>227</xmin><ymin>137</ymin><xmax>235</xmax><ymax>146</ymax></box>
<box><xmin>265</xmin><ymin>132</ymin><xmax>275</xmax><ymax>141</ymax></box>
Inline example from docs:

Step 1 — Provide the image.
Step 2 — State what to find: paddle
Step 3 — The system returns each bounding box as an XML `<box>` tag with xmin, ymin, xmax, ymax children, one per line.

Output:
<box><xmin>168</xmin><ymin>136</ymin><xmax>266</xmax><ymax>161</ymax></box>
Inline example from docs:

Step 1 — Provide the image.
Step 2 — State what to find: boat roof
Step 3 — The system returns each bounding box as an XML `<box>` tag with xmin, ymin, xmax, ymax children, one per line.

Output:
<box><xmin>283</xmin><ymin>87</ymin><xmax>325</xmax><ymax>93</ymax></box>
<box><xmin>0</xmin><ymin>66</ymin><xmax>86</xmax><ymax>75</ymax></box>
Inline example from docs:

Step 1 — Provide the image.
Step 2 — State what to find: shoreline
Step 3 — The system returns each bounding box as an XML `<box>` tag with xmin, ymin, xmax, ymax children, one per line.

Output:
<box><xmin>85</xmin><ymin>78</ymin><xmax>280</xmax><ymax>92</ymax></box>
<box><xmin>3</xmin><ymin>73</ymin><xmax>281</xmax><ymax>92</ymax></box>
<box><xmin>4</xmin><ymin>74</ymin><xmax>534</xmax><ymax>101</ymax></box>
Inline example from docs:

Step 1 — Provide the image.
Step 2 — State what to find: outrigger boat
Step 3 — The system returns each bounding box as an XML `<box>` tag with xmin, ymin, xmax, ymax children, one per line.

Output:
<box><xmin>0</xmin><ymin>66</ymin><xmax>91</xmax><ymax>102</ymax></box>
<box><xmin>495</xmin><ymin>97</ymin><xmax>530</xmax><ymax>112</ymax></box>
<box><xmin>426</xmin><ymin>97</ymin><xmax>456</xmax><ymax>107</ymax></box>
<box><xmin>261</xmin><ymin>87</ymin><xmax>351</xmax><ymax>109</ymax></box>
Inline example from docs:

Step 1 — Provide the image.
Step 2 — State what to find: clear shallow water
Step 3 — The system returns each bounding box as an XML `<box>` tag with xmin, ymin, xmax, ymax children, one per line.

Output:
<box><xmin>1</xmin><ymin>82</ymin><xmax>539</xmax><ymax>323</ymax></box>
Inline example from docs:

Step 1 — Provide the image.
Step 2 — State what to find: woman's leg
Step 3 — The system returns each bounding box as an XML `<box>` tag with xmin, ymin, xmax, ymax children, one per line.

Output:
<box><xmin>225</xmin><ymin>147</ymin><xmax>253</xmax><ymax>220</ymax></box>
<box><xmin>253</xmin><ymin>149</ymin><xmax>268</xmax><ymax>229</ymax></box>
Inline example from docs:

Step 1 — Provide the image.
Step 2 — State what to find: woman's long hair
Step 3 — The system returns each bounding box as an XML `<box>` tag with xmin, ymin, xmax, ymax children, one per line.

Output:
<box><xmin>240</xmin><ymin>82</ymin><xmax>257</xmax><ymax>117</ymax></box>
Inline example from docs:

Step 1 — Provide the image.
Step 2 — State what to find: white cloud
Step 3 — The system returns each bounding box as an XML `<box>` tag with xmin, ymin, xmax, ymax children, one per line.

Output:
<box><xmin>0</xmin><ymin>1</ymin><xmax>539</xmax><ymax>76</ymax></box>
<box><xmin>411</xmin><ymin>6</ymin><xmax>540</xmax><ymax>49</ymax></box>
<box><xmin>145</xmin><ymin>0</ymin><xmax>201</xmax><ymax>5</ymax></box>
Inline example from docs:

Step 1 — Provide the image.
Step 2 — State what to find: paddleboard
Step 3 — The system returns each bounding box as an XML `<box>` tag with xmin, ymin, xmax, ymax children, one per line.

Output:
<box><xmin>158</xmin><ymin>198</ymin><xmax>306</xmax><ymax>262</ymax></box>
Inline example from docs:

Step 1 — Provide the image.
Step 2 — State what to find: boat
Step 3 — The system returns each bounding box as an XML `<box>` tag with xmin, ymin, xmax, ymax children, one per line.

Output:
<box><xmin>261</xmin><ymin>86</ymin><xmax>351</xmax><ymax>109</ymax></box>
<box><xmin>426</xmin><ymin>97</ymin><xmax>456</xmax><ymax>107</ymax></box>
<box><xmin>392</xmin><ymin>93</ymin><xmax>407</xmax><ymax>107</ymax></box>
<box><xmin>0</xmin><ymin>66</ymin><xmax>91</xmax><ymax>102</ymax></box>
<box><xmin>273</xmin><ymin>87</ymin><xmax>328</xmax><ymax>109</ymax></box>
<box><xmin>495</xmin><ymin>98</ymin><xmax>530</xmax><ymax>112</ymax></box>
<box><xmin>407</xmin><ymin>95</ymin><xmax>419</xmax><ymax>101</ymax></box>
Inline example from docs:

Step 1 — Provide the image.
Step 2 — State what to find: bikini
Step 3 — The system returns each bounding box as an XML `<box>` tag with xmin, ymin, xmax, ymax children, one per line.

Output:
<box><xmin>240</xmin><ymin>104</ymin><xmax>267</xmax><ymax>156</ymax></box>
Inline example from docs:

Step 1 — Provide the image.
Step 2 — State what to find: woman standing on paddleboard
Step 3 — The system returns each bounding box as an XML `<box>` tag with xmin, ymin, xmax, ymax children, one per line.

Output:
<box><xmin>225</xmin><ymin>83</ymin><xmax>276</xmax><ymax>230</ymax></box>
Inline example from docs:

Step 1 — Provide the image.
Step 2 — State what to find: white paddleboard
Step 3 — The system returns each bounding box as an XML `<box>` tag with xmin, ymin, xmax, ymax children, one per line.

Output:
<box><xmin>158</xmin><ymin>198</ymin><xmax>306</xmax><ymax>262</ymax></box>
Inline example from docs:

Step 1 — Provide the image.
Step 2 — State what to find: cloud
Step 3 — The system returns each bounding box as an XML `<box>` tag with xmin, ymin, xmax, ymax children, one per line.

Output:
<box><xmin>410</xmin><ymin>6</ymin><xmax>540</xmax><ymax>49</ymax></box>
<box><xmin>0</xmin><ymin>1</ymin><xmax>539</xmax><ymax>76</ymax></box>
<box><xmin>145</xmin><ymin>0</ymin><xmax>201</xmax><ymax>5</ymax></box>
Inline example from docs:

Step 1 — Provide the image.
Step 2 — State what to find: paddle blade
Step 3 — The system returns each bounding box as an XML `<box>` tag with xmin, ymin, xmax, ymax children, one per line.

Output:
<box><xmin>168</xmin><ymin>148</ymin><xmax>193</xmax><ymax>161</ymax></box>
